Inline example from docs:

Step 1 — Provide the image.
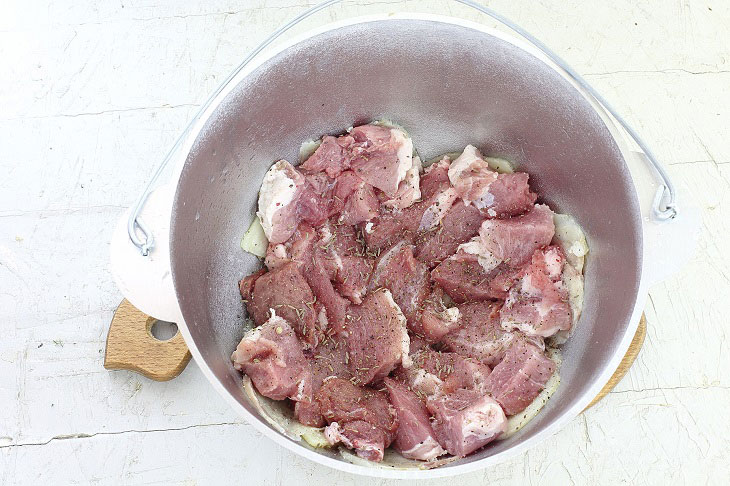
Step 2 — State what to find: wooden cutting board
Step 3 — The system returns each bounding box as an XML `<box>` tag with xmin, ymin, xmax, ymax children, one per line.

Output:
<box><xmin>104</xmin><ymin>299</ymin><xmax>647</xmax><ymax>409</ymax></box>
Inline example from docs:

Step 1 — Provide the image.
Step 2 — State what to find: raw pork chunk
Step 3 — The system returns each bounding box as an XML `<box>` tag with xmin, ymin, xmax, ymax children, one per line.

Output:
<box><xmin>294</xmin><ymin>333</ymin><xmax>353</xmax><ymax>427</ymax></box>
<box><xmin>448</xmin><ymin>145</ymin><xmax>536</xmax><ymax>217</ymax></box>
<box><xmin>369</xmin><ymin>241</ymin><xmax>430</xmax><ymax>329</ymax></box>
<box><xmin>300</xmin><ymin>134</ymin><xmax>355</xmax><ymax>178</ymax></box>
<box><xmin>484</xmin><ymin>339</ymin><xmax>556</xmax><ymax>415</ymax></box>
<box><xmin>448</xmin><ymin>145</ymin><xmax>499</xmax><ymax>206</ymax></box>
<box><xmin>397</xmin><ymin>349</ymin><xmax>492</xmax><ymax>398</ymax></box>
<box><xmin>419</xmin><ymin>287</ymin><xmax>461</xmax><ymax>342</ymax></box>
<box><xmin>257</xmin><ymin>160</ymin><xmax>336</xmax><ymax>244</ymax></box>
<box><xmin>426</xmin><ymin>388</ymin><xmax>507</xmax><ymax>457</ymax></box>
<box><xmin>345</xmin><ymin>289</ymin><xmax>410</xmax><ymax>385</ymax></box>
<box><xmin>362</xmin><ymin>155</ymin><xmax>455</xmax><ymax>252</ymax></box>
<box><xmin>441</xmin><ymin>301</ymin><xmax>523</xmax><ymax>367</ymax></box>
<box><xmin>349</xmin><ymin>124</ymin><xmax>414</xmax><ymax>197</ymax></box>
<box><xmin>264</xmin><ymin>223</ymin><xmax>317</xmax><ymax>271</ymax></box>
<box><xmin>317</xmin><ymin>378</ymin><xmax>398</xmax><ymax>462</ymax></box>
<box><xmin>431</xmin><ymin>204</ymin><xmax>555</xmax><ymax>302</ymax></box>
<box><xmin>486</xmin><ymin>173</ymin><xmax>537</xmax><ymax>217</ymax></box>
<box><xmin>384</xmin><ymin>378</ymin><xmax>445</xmax><ymax>461</ymax></box>
<box><xmin>414</xmin><ymin>200</ymin><xmax>484</xmax><ymax>267</ymax></box>
<box><xmin>231</xmin><ymin>314</ymin><xmax>311</xmax><ymax>402</ymax></box>
<box><xmin>431</xmin><ymin>251</ymin><xmax>521</xmax><ymax>302</ymax></box>
<box><xmin>315</xmin><ymin>220</ymin><xmax>373</xmax><ymax>305</ymax></box>
<box><xmin>246</xmin><ymin>262</ymin><xmax>321</xmax><ymax>347</ymax></box>
<box><xmin>500</xmin><ymin>246</ymin><xmax>572</xmax><ymax>338</ymax></box>
<box><xmin>477</xmin><ymin>204</ymin><xmax>555</xmax><ymax>268</ymax></box>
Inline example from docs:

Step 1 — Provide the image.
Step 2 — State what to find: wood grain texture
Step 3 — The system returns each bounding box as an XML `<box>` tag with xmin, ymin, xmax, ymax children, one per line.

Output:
<box><xmin>584</xmin><ymin>314</ymin><xmax>647</xmax><ymax>410</ymax></box>
<box><xmin>104</xmin><ymin>299</ymin><xmax>191</xmax><ymax>381</ymax></box>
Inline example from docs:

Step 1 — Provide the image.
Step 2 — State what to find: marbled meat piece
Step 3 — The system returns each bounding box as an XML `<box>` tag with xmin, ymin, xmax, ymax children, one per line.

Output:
<box><xmin>486</xmin><ymin>172</ymin><xmax>537</xmax><ymax>217</ymax></box>
<box><xmin>318</xmin><ymin>377</ymin><xmax>398</xmax><ymax>462</ymax></box>
<box><xmin>382</xmin><ymin>156</ymin><xmax>422</xmax><ymax>211</ymax></box>
<box><xmin>369</xmin><ymin>241</ymin><xmax>430</xmax><ymax>329</ymax></box>
<box><xmin>411</xmin><ymin>349</ymin><xmax>492</xmax><ymax>395</ymax></box>
<box><xmin>339</xmin><ymin>177</ymin><xmax>380</xmax><ymax>225</ymax></box>
<box><xmin>477</xmin><ymin>204</ymin><xmax>555</xmax><ymax>269</ymax></box>
<box><xmin>384</xmin><ymin>378</ymin><xmax>445</xmax><ymax>461</ymax></box>
<box><xmin>247</xmin><ymin>262</ymin><xmax>320</xmax><ymax>346</ymax></box>
<box><xmin>239</xmin><ymin>268</ymin><xmax>266</xmax><ymax>303</ymax></box>
<box><xmin>294</xmin><ymin>333</ymin><xmax>352</xmax><ymax>427</ymax></box>
<box><xmin>362</xmin><ymin>156</ymin><xmax>454</xmax><ymax>251</ymax></box>
<box><xmin>419</xmin><ymin>287</ymin><xmax>461</xmax><ymax>342</ymax></box>
<box><xmin>231</xmin><ymin>313</ymin><xmax>311</xmax><ymax>401</ymax></box>
<box><xmin>431</xmin><ymin>250</ymin><xmax>503</xmax><ymax>303</ymax></box>
<box><xmin>397</xmin><ymin>349</ymin><xmax>492</xmax><ymax>399</ymax></box>
<box><xmin>447</xmin><ymin>145</ymin><xmax>499</xmax><ymax>206</ymax></box>
<box><xmin>426</xmin><ymin>388</ymin><xmax>507</xmax><ymax>457</ymax></box>
<box><xmin>346</xmin><ymin>289</ymin><xmax>410</xmax><ymax>385</ymax></box>
<box><xmin>362</xmin><ymin>211</ymin><xmax>416</xmax><ymax>252</ymax></box>
<box><xmin>484</xmin><ymin>339</ymin><xmax>556</xmax><ymax>415</ymax></box>
<box><xmin>500</xmin><ymin>246</ymin><xmax>572</xmax><ymax>338</ymax></box>
<box><xmin>447</xmin><ymin>145</ymin><xmax>536</xmax><ymax>218</ymax></box>
<box><xmin>264</xmin><ymin>223</ymin><xmax>317</xmax><ymax>271</ymax></box>
<box><xmin>335</xmin><ymin>255</ymin><xmax>374</xmax><ymax>305</ymax></box>
<box><xmin>441</xmin><ymin>301</ymin><xmax>522</xmax><ymax>367</ymax></box>
<box><xmin>349</xmin><ymin>124</ymin><xmax>414</xmax><ymax>197</ymax></box>
<box><xmin>300</xmin><ymin>134</ymin><xmax>355</xmax><ymax>178</ymax></box>
<box><xmin>419</xmin><ymin>156</ymin><xmax>452</xmax><ymax>199</ymax></box>
<box><xmin>414</xmin><ymin>200</ymin><xmax>484</xmax><ymax>268</ymax></box>
<box><xmin>301</xmin><ymin>252</ymin><xmax>349</xmax><ymax>335</ymax></box>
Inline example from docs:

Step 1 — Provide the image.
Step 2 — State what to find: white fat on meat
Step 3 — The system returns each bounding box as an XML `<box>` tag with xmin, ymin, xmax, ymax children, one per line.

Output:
<box><xmin>324</xmin><ymin>422</ymin><xmax>353</xmax><ymax>448</ymax></box>
<box><xmin>257</xmin><ymin>160</ymin><xmax>303</xmax><ymax>242</ymax></box>
<box><xmin>317</xmin><ymin>305</ymin><xmax>329</xmax><ymax>330</ymax></box>
<box><xmin>381</xmin><ymin>289</ymin><xmax>413</xmax><ymax>368</ymax></box>
<box><xmin>457</xmin><ymin>237</ymin><xmax>501</xmax><ymax>274</ymax></box>
<box><xmin>447</xmin><ymin>145</ymin><xmax>498</xmax><ymax>208</ymax></box>
<box><xmin>474</xmin><ymin>191</ymin><xmax>496</xmax><ymax>210</ymax></box>
<box><xmin>548</xmin><ymin>214</ymin><xmax>587</xmax><ymax>344</ymax></box>
<box><xmin>298</xmin><ymin>138</ymin><xmax>322</xmax><ymax>162</ymax></box>
<box><xmin>418</xmin><ymin>187</ymin><xmax>458</xmax><ymax>231</ymax></box>
<box><xmin>562</xmin><ymin>263</ymin><xmax>584</xmax><ymax>325</ymax></box>
<box><xmin>411</xmin><ymin>368</ymin><xmax>445</xmax><ymax>396</ymax></box>
<box><xmin>459</xmin><ymin>399</ymin><xmax>506</xmax><ymax>443</ymax></box>
<box><xmin>440</xmin><ymin>307</ymin><xmax>461</xmax><ymax>327</ymax></box>
<box><xmin>324</xmin><ymin>421</ymin><xmax>386</xmax><ymax>462</ymax></box>
<box><xmin>317</xmin><ymin>225</ymin><xmax>344</xmax><ymax>273</ymax></box>
<box><xmin>383</xmin><ymin>156</ymin><xmax>422</xmax><ymax>210</ymax></box>
<box><xmin>272</xmin><ymin>244</ymin><xmax>287</xmax><ymax>259</ymax></box>
<box><xmin>400</xmin><ymin>436</ymin><xmax>445</xmax><ymax>462</ymax></box>
<box><xmin>549</xmin><ymin>262</ymin><xmax>584</xmax><ymax>345</ymax></box>
<box><xmin>392</xmin><ymin>128</ymin><xmax>415</xmax><ymax>186</ymax></box>
<box><xmin>447</xmin><ymin>145</ymin><xmax>482</xmax><ymax>183</ymax></box>
<box><xmin>542</xmin><ymin>246</ymin><xmax>564</xmax><ymax>279</ymax></box>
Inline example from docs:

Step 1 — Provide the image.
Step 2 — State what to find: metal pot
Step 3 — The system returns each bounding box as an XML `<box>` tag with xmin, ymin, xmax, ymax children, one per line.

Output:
<box><xmin>109</xmin><ymin>8</ymin><xmax>698</xmax><ymax>479</ymax></box>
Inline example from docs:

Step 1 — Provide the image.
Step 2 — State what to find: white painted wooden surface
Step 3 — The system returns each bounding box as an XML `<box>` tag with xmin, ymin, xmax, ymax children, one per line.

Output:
<box><xmin>1</xmin><ymin>0</ymin><xmax>728</xmax><ymax>484</ymax></box>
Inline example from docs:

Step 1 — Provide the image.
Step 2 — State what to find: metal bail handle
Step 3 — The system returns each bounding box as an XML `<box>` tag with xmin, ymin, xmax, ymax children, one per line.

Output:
<box><xmin>127</xmin><ymin>0</ymin><xmax>678</xmax><ymax>256</ymax></box>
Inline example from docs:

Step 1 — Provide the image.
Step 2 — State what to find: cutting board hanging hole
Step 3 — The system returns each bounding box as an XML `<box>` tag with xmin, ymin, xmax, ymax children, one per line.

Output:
<box><xmin>149</xmin><ymin>320</ymin><xmax>179</xmax><ymax>341</ymax></box>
